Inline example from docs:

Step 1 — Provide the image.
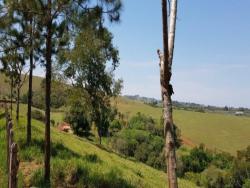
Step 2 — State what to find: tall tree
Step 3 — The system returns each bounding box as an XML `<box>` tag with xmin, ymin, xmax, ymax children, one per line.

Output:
<box><xmin>158</xmin><ymin>0</ymin><xmax>178</xmax><ymax>187</ymax></box>
<box><xmin>62</xmin><ymin>25</ymin><xmax>120</xmax><ymax>145</ymax></box>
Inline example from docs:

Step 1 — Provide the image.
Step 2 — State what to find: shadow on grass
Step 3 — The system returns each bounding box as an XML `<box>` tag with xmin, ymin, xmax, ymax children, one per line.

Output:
<box><xmin>18</xmin><ymin>139</ymin><xmax>81</xmax><ymax>160</ymax></box>
<box><xmin>31</xmin><ymin>166</ymin><xmax>134</xmax><ymax>188</ymax></box>
<box><xmin>18</xmin><ymin>138</ymin><xmax>103</xmax><ymax>164</ymax></box>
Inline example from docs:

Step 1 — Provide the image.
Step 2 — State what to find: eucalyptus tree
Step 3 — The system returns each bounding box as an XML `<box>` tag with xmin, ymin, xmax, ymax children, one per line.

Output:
<box><xmin>61</xmin><ymin>24</ymin><xmax>121</xmax><ymax>144</ymax></box>
<box><xmin>158</xmin><ymin>0</ymin><xmax>178</xmax><ymax>187</ymax></box>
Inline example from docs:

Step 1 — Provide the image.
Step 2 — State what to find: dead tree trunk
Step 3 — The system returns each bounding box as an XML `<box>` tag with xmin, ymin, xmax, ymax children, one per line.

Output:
<box><xmin>159</xmin><ymin>0</ymin><xmax>178</xmax><ymax>187</ymax></box>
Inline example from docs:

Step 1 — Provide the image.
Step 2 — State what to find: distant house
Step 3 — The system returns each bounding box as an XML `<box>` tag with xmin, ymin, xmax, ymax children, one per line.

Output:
<box><xmin>235</xmin><ymin>111</ymin><xmax>244</xmax><ymax>116</ymax></box>
<box><xmin>58</xmin><ymin>122</ymin><xmax>72</xmax><ymax>132</ymax></box>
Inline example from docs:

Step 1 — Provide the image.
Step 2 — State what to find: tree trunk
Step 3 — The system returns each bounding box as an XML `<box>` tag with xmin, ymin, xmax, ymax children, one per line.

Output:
<box><xmin>98</xmin><ymin>129</ymin><xmax>102</xmax><ymax>145</ymax></box>
<box><xmin>160</xmin><ymin>0</ymin><xmax>178</xmax><ymax>188</ymax></box>
<box><xmin>15</xmin><ymin>86</ymin><xmax>20</xmax><ymax>122</ymax></box>
<box><xmin>44</xmin><ymin>0</ymin><xmax>52</xmax><ymax>182</ymax></box>
<box><xmin>10</xmin><ymin>77</ymin><xmax>13</xmax><ymax>118</ymax></box>
<box><xmin>27</xmin><ymin>49</ymin><xmax>33</xmax><ymax>144</ymax></box>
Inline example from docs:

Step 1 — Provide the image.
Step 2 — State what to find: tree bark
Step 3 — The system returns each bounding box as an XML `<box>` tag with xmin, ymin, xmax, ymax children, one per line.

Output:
<box><xmin>44</xmin><ymin>0</ymin><xmax>52</xmax><ymax>182</ymax></box>
<box><xmin>10</xmin><ymin>77</ymin><xmax>13</xmax><ymax>118</ymax></box>
<box><xmin>160</xmin><ymin>0</ymin><xmax>178</xmax><ymax>188</ymax></box>
<box><xmin>27</xmin><ymin>49</ymin><xmax>33</xmax><ymax>144</ymax></box>
<box><xmin>15</xmin><ymin>86</ymin><xmax>20</xmax><ymax>122</ymax></box>
<box><xmin>27</xmin><ymin>18</ymin><xmax>33</xmax><ymax>144</ymax></box>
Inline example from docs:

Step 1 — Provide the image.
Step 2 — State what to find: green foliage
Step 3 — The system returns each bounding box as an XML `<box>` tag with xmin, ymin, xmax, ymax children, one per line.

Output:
<box><xmin>32</xmin><ymin>79</ymin><xmax>68</xmax><ymax>110</ymax></box>
<box><xmin>180</xmin><ymin>145</ymin><xmax>213</xmax><ymax>174</ymax></box>
<box><xmin>200</xmin><ymin>166</ymin><xmax>227</xmax><ymax>188</ymax></box>
<box><xmin>243</xmin><ymin>179</ymin><xmax>250</xmax><ymax>188</ymax></box>
<box><xmin>64</xmin><ymin>100</ymin><xmax>90</xmax><ymax>137</ymax></box>
<box><xmin>109</xmin><ymin>119</ymin><xmax>122</xmax><ymax>135</ymax></box>
<box><xmin>110</xmin><ymin>129</ymin><xmax>166</xmax><ymax>170</ymax></box>
<box><xmin>31</xmin><ymin>110</ymin><xmax>45</xmax><ymax>122</ymax></box>
<box><xmin>211</xmin><ymin>152</ymin><xmax>233</xmax><ymax>169</ymax></box>
<box><xmin>129</xmin><ymin>112</ymin><xmax>155</xmax><ymax>131</ymax></box>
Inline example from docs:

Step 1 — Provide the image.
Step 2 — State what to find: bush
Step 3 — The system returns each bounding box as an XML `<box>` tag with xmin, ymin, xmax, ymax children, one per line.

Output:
<box><xmin>109</xmin><ymin>119</ymin><xmax>122</xmax><ymax>135</ymax></box>
<box><xmin>64</xmin><ymin>100</ymin><xmax>90</xmax><ymax>136</ymax></box>
<box><xmin>31</xmin><ymin>110</ymin><xmax>45</xmax><ymax>122</ymax></box>
<box><xmin>200</xmin><ymin>166</ymin><xmax>227</xmax><ymax>188</ymax></box>
<box><xmin>110</xmin><ymin>129</ymin><xmax>166</xmax><ymax>170</ymax></box>
<box><xmin>129</xmin><ymin>112</ymin><xmax>155</xmax><ymax>131</ymax></box>
<box><xmin>243</xmin><ymin>179</ymin><xmax>250</xmax><ymax>188</ymax></box>
<box><xmin>32</xmin><ymin>92</ymin><xmax>45</xmax><ymax>110</ymax></box>
<box><xmin>181</xmin><ymin>144</ymin><xmax>213</xmax><ymax>174</ymax></box>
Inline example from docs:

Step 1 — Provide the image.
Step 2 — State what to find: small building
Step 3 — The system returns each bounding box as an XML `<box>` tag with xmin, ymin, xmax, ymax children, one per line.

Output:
<box><xmin>58</xmin><ymin>122</ymin><xmax>72</xmax><ymax>132</ymax></box>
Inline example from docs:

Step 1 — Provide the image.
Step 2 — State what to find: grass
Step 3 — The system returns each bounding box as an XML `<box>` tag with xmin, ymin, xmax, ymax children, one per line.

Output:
<box><xmin>0</xmin><ymin>106</ymin><xmax>197</xmax><ymax>187</ymax></box>
<box><xmin>116</xmin><ymin>97</ymin><xmax>250</xmax><ymax>155</ymax></box>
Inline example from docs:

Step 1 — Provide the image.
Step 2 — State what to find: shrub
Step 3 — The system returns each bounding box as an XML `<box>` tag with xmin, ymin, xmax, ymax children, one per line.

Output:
<box><xmin>109</xmin><ymin>119</ymin><xmax>122</xmax><ymax>135</ymax></box>
<box><xmin>32</xmin><ymin>92</ymin><xmax>45</xmax><ymax>110</ymax></box>
<box><xmin>129</xmin><ymin>112</ymin><xmax>155</xmax><ymax>131</ymax></box>
<box><xmin>110</xmin><ymin>129</ymin><xmax>166</xmax><ymax>170</ymax></box>
<box><xmin>243</xmin><ymin>179</ymin><xmax>250</xmax><ymax>188</ymax></box>
<box><xmin>200</xmin><ymin>165</ymin><xmax>227</xmax><ymax>188</ymax></box>
<box><xmin>181</xmin><ymin>144</ymin><xmax>213</xmax><ymax>174</ymax></box>
<box><xmin>64</xmin><ymin>100</ymin><xmax>90</xmax><ymax>136</ymax></box>
<box><xmin>31</xmin><ymin>110</ymin><xmax>45</xmax><ymax>122</ymax></box>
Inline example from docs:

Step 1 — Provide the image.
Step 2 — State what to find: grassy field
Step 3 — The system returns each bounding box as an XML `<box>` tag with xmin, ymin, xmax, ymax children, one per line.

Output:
<box><xmin>116</xmin><ymin>97</ymin><xmax>250</xmax><ymax>155</ymax></box>
<box><xmin>0</xmin><ymin>106</ymin><xmax>196</xmax><ymax>187</ymax></box>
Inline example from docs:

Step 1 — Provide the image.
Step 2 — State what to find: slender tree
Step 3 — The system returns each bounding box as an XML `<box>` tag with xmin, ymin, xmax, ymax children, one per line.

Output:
<box><xmin>158</xmin><ymin>0</ymin><xmax>178</xmax><ymax>187</ymax></box>
<box><xmin>61</xmin><ymin>25</ymin><xmax>120</xmax><ymax>145</ymax></box>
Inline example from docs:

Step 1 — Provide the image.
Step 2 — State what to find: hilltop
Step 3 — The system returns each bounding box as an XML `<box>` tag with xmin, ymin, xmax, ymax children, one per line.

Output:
<box><xmin>0</xmin><ymin>73</ymin><xmax>43</xmax><ymax>97</ymax></box>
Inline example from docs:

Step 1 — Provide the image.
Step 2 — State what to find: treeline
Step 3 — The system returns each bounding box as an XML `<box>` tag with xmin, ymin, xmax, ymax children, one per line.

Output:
<box><xmin>124</xmin><ymin>95</ymin><xmax>250</xmax><ymax>115</ymax></box>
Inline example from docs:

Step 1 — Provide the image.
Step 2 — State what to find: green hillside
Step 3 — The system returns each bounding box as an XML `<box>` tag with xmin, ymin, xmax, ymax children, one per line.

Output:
<box><xmin>0</xmin><ymin>73</ymin><xmax>42</xmax><ymax>97</ymax></box>
<box><xmin>116</xmin><ymin>97</ymin><xmax>250</xmax><ymax>155</ymax></box>
<box><xmin>0</xmin><ymin>106</ymin><xmax>196</xmax><ymax>187</ymax></box>
<box><xmin>1</xmin><ymin>72</ymin><xmax>249</xmax><ymax>155</ymax></box>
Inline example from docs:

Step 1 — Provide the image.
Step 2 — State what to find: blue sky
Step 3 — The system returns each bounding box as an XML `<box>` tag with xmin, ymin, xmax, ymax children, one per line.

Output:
<box><xmin>108</xmin><ymin>0</ymin><xmax>250</xmax><ymax>108</ymax></box>
<box><xmin>34</xmin><ymin>0</ymin><xmax>250</xmax><ymax>108</ymax></box>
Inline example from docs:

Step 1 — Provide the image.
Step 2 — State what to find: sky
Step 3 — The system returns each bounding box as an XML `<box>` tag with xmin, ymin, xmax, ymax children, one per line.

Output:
<box><xmin>35</xmin><ymin>0</ymin><xmax>250</xmax><ymax>108</ymax></box>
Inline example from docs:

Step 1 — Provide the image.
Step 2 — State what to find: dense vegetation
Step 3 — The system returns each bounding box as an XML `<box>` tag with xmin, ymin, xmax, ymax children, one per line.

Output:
<box><xmin>178</xmin><ymin>145</ymin><xmax>250</xmax><ymax>188</ymax></box>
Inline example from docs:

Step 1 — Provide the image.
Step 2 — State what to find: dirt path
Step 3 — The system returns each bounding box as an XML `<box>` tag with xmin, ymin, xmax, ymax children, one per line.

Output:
<box><xmin>181</xmin><ymin>136</ymin><xmax>197</xmax><ymax>148</ymax></box>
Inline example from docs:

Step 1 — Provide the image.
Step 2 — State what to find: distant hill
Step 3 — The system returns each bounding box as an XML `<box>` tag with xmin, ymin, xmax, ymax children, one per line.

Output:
<box><xmin>124</xmin><ymin>95</ymin><xmax>250</xmax><ymax>116</ymax></box>
<box><xmin>0</xmin><ymin>73</ymin><xmax>43</xmax><ymax>97</ymax></box>
<box><xmin>116</xmin><ymin>97</ymin><xmax>250</xmax><ymax>155</ymax></box>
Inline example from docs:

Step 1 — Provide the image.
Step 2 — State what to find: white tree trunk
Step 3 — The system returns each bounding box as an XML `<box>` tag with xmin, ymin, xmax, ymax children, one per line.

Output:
<box><xmin>159</xmin><ymin>0</ymin><xmax>178</xmax><ymax>187</ymax></box>
<box><xmin>168</xmin><ymin>0</ymin><xmax>178</xmax><ymax>68</ymax></box>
